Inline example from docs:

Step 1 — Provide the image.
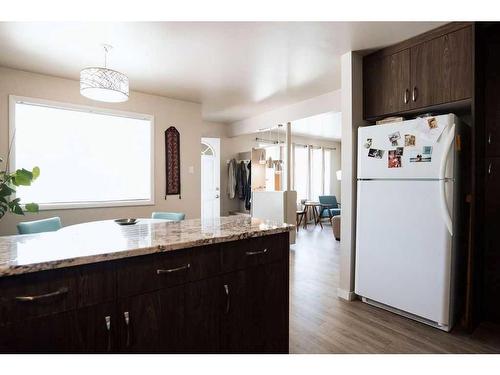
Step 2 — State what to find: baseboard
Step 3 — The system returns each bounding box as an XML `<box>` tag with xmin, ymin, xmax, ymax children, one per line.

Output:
<box><xmin>337</xmin><ymin>288</ymin><xmax>356</xmax><ymax>301</ymax></box>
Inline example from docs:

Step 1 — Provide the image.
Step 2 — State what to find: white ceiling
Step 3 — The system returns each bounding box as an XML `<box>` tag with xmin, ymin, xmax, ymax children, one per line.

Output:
<box><xmin>0</xmin><ymin>22</ymin><xmax>445</xmax><ymax>123</ymax></box>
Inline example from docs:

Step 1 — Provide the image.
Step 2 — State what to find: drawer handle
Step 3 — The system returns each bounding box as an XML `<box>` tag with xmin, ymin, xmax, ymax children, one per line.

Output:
<box><xmin>245</xmin><ymin>248</ymin><xmax>268</xmax><ymax>256</ymax></box>
<box><xmin>224</xmin><ymin>284</ymin><xmax>230</xmax><ymax>314</ymax></box>
<box><xmin>412</xmin><ymin>86</ymin><xmax>418</xmax><ymax>102</ymax></box>
<box><xmin>404</xmin><ymin>88</ymin><xmax>409</xmax><ymax>104</ymax></box>
<box><xmin>156</xmin><ymin>263</ymin><xmax>191</xmax><ymax>274</ymax></box>
<box><xmin>14</xmin><ymin>287</ymin><xmax>69</xmax><ymax>302</ymax></box>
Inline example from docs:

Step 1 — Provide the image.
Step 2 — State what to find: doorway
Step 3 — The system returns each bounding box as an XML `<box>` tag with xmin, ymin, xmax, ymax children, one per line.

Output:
<box><xmin>201</xmin><ymin>137</ymin><xmax>221</xmax><ymax>220</ymax></box>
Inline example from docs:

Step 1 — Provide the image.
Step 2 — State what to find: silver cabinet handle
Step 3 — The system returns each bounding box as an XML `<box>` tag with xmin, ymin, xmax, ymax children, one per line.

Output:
<box><xmin>124</xmin><ymin>311</ymin><xmax>131</xmax><ymax>348</ymax></box>
<box><xmin>105</xmin><ymin>316</ymin><xmax>112</xmax><ymax>352</ymax></box>
<box><xmin>488</xmin><ymin>162</ymin><xmax>492</xmax><ymax>175</ymax></box>
<box><xmin>488</xmin><ymin>133</ymin><xmax>492</xmax><ymax>145</ymax></box>
<box><xmin>224</xmin><ymin>284</ymin><xmax>230</xmax><ymax>314</ymax></box>
<box><xmin>156</xmin><ymin>263</ymin><xmax>191</xmax><ymax>274</ymax></box>
<box><xmin>245</xmin><ymin>248</ymin><xmax>268</xmax><ymax>256</ymax></box>
<box><xmin>215</xmin><ymin>194</ymin><xmax>220</xmax><ymax>198</ymax></box>
<box><xmin>404</xmin><ymin>89</ymin><xmax>409</xmax><ymax>104</ymax></box>
<box><xmin>412</xmin><ymin>87</ymin><xmax>418</xmax><ymax>102</ymax></box>
<box><xmin>14</xmin><ymin>287</ymin><xmax>69</xmax><ymax>302</ymax></box>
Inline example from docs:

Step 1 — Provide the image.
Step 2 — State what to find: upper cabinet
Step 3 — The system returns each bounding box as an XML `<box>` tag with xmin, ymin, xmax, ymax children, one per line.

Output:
<box><xmin>363</xmin><ymin>24</ymin><xmax>473</xmax><ymax>120</ymax></box>
<box><xmin>364</xmin><ymin>49</ymin><xmax>411</xmax><ymax>119</ymax></box>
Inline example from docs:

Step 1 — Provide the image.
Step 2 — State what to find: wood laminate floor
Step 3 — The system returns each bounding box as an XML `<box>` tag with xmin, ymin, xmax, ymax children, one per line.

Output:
<box><xmin>289</xmin><ymin>224</ymin><xmax>500</xmax><ymax>353</ymax></box>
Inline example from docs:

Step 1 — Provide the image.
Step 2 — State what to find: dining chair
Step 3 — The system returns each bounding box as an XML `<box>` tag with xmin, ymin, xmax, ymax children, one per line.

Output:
<box><xmin>151</xmin><ymin>212</ymin><xmax>186</xmax><ymax>221</ymax></box>
<box><xmin>17</xmin><ymin>217</ymin><xmax>62</xmax><ymax>235</ymax></box>
<box><xmin>296</xmin><ymin>200</ymin><xmax>307</xmax><ymax>231</ymax></box>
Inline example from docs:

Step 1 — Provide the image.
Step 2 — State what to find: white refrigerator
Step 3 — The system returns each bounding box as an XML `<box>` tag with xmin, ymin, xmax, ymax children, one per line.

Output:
<box><xmin>355</xmin><ymin>113</ymin><xmax>467</xmax><ymax>331</ymax></box>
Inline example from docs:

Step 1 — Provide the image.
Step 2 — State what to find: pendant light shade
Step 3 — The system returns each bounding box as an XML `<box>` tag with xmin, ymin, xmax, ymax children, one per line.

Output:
<box><xmin>80</xmin><ymin>45</ymin><xmax>129</xmax><ymax>103</ymax></box>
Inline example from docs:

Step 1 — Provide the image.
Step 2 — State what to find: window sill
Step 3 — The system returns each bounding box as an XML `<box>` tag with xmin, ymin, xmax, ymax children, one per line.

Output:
<box><xmin>35</xmin><ymin>199</ymin><xmax>155</xmax><ymax>211</ymax></box>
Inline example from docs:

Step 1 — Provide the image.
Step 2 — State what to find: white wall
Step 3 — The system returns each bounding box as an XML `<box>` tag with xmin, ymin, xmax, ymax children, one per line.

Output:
<box><xmin>0</xmin><ymin>67</ymin><xmax>203</xmax><ymax>236</ymax></box>
<box><xmin>229</xmin><ymin>90</ymin><xmax>341</xmax><ymax>137</ymax></box>
<box><xmin>338</xmin><ymin>51</ymin><xmax>365</xmax><ymax>301</ymax></box>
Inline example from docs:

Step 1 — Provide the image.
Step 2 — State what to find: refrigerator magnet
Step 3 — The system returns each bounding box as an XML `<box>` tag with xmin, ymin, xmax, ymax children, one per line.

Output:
<box><xmin>388</xmin><ymin>150</ymin><xmax>402</xmax><ymax>168</ymax></box>
<box><xmin>388</xmin><ymin>131</ymin><xmax>401</xmax><ymax>146</ymax></box>
<box><xmin>368</xmin><ymin>148</ymin><xmax>384</xmax><ymax>159</ymax></box>
<box><xmin>404</xmin><ymin>134</ymin><xmax>416</xmax><ymax>147</ymax></box>
<box><xmin>364</xmin><ymin>138</ymin><xmax>372</xmax><ymax>149</ymax></box>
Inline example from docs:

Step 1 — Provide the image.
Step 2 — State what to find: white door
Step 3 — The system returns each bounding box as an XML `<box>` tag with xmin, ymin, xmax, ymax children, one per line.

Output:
<box><xmin>201</xmin><ymin>138</ymin><xmax>220</xmax><ymax>220</ymax></box>
<box><xmin>355</xmin><ymin>179</ymin><xmax>454</xmax><ymax>326</ymax></box>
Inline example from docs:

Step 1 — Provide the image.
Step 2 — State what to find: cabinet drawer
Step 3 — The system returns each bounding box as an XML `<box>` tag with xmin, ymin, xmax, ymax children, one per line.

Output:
<box><xmin>0</xmin><ymin>269</ymin><xmax>77</xmax><ymax>326</ymax></box>
<box><xmin>221</xmin><ymin>235</ymin><xmax>284</xmax><ymax>273</ymax></box>
<box><xmin>116</xmin><ymin>245</ymin><xmax>221</xmax><ymax>297</ymax></box>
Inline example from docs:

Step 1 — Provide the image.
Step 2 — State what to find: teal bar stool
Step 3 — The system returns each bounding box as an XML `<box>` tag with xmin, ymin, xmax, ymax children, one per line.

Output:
<box><xmin>151</xmin><ymin>212</ymin><xmax>185</xmax><ymax>221</ymax></box>
<box><xmin>17</xmin><ymin>217</ymin><xmax>62</xmax><ymax>235</ymax></box>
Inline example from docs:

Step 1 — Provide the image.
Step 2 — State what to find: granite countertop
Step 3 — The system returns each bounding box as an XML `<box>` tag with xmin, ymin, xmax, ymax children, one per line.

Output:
<box><xmin>0</xmin><ymin>217</ymin><xmax>293</xmax><ymax>278</ymax></box>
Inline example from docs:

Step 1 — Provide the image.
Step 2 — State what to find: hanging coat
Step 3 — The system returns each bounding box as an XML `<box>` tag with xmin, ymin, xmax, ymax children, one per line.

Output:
<box><xmin>227</xmin><ymin>158</ymin><xmax>237</xmax><ymax>199</ymax></box>
<box><xmin>236</xmin><ymin>161</ymin><xmax>247</xmax><ymax>200</ymax></box>
<box><xmin>245</xmin><ymin>161</ymin><xmax>252</xmax><ymax>210</ymax></box>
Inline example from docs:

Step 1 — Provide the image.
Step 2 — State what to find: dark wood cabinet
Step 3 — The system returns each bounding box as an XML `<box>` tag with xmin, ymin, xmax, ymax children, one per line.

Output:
<box><xmin>363</xmin><ymin>23</ymin><xmax>473</xmax><ymax>120</ymax></box>
<box><xmin>0</xmin><ymin>232</ymin><xmax>290</xmax><ymax>353</ymax></box>
<box><xmin>363</xmin><ymin>49</ymin><xmax>411</xmax><ymax>119</ymax></box>
<box><xmin>410</xmin><ymin>26</ymin><xmax>472</xmax><ymax>109</ymax></box>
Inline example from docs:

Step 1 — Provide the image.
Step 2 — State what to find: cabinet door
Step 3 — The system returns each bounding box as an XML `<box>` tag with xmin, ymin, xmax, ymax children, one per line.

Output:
<box><xmin>364</xmin><ymin>49</ymin><xmax>411</xmax><ymax>119</ymax></box>
<box><xmin>410</xmin><ymin>26</ymin><xmax>472</xmax><ymax>109</ymax></box>
<box><xmin>74</xmin><ymin>302</ymin><xmax>116</xmax><ymax>353</ymax></box>
<box><xmin>0</xmin><ymin>311</ymin><xmax>78</xmax><ymax>353</ymax></box>
<box><xmin>484</xmin><ymin>41</ymin><xmax>500</xmax><ymax>157</ymax></box>
<box><xmin>221</xmin><ymin>262</ymin><xmax>288</xmax><ymax>353</ymax></box>
<box><xmin>117</xmin><ymin>292</ymin><xmax>163</xmax><ymax>353</ymax></box>
<box><xmin>483</xmin><ymin>157</ymin><xmax>500</xmax><ymax>323</ymax></box>
<box><xmin>183</xmin><ymin>277</ymin><xmax>222</xmax><ymax>353</ymax></box>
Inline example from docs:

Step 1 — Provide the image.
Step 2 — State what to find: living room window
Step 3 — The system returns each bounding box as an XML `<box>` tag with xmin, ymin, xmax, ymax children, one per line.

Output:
<box><xmin>9</xmin><ymin>96</ymin><xmax>154</xmax><ymax>209</ymax></box>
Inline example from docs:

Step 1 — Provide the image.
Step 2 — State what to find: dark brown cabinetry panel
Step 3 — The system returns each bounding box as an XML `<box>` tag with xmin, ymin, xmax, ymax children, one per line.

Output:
<box><xmin>363</xmin><ymin>23</ymin><xmax>472</xmax><ymax>120</ymax></box>
<box><xmin>483</xmin><ymin>157</ymin><xmax>500</xmax><ymax>323</ymax></box>
<box><xmin>363</xmin><ymin>49</ymin><xmax>410</xmax><ymax>119</ymax></box>
<box><xmin>410</xmin><ymin>26</ymin><xmax>472</xmax><ymax>109</ymax></box>
<box><xmin>484</xmin><ymin>42</ymin><xmax>500</xmax><ymax>157</ymax></box>
<box><xmin>0</xmin><ymin>311</ymin><xmax>79</xmax><ymax>353</ymax></box>
<box><xmin>221</xmin><ymin>260</ymin><xmax>288</xmax><ymax>353</ymax></box>
<box><xmin>0</xmin><ymin>233</ymin><xmax>289</xmax><ymax>353</ymax></box>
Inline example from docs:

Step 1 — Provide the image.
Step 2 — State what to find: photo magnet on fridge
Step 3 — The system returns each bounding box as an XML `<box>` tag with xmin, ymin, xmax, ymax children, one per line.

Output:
<box><xmin>404</xmin><ymin>134</ymin><xmax>416</xmax><ymax>147</ymax></box>
<box><xmin>368</xmin><ymin>148</ymin><xmax>384</xmax><ymax>159</ymax></box>
<box><xmin>388</xmin><ymin>131</ymin><xmax>401</xmax><ymax>146</ymax></box>
<box><xmin>388</xmin><ymin>150</ymin><xmax>402</xmax><ymax>168</ymax></box>
<box><xmin>364</xmin><ymin>138</ymin><xmax>372</xmax><ymax>149</ymax></box>
<box><xmin>409</xmin><ymin>147</ymin><xmax>432</xmax><ymax>163</ymax></box>
<box><xmin>396</xmin><ymin>147</ymin><xmax>404</xmax><ymax>156</ymax></box>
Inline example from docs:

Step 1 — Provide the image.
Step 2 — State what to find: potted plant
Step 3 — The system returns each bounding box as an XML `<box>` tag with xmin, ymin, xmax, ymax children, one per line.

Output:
<box><xmin>0</xmin><ymin>154</ymin><xmax>40</xmax><ymax>220</ymax></box>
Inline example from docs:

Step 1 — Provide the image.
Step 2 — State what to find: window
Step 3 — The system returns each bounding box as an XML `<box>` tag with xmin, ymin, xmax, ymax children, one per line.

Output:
<box><xmin>293</xmin><ymin>145</ymin><xmax>309</xmax><ymax>202</ymax></box>
<box><xmin>10</xmin><ymin>96</ymin><xmax>154</xmax><ymax>209</ymax></box>
<box><xmin>292</xmin><ymin>143</ymin><xmax>336</xmax><ymax>203</ymax></box>
<box><xmin>310</xmin><ymin>147</ymin><xmax>323</xmax><ymax>201</ymax></box>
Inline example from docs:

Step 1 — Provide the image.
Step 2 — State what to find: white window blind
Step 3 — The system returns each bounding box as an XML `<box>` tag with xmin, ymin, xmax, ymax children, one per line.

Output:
<box><xmin>10</xmin><ymin>96</ymin><xmax>154</xmax><ymax>209</ymax></box>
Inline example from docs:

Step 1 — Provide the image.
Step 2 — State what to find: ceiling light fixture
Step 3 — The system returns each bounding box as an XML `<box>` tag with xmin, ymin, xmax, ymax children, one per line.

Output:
<box><xmin>80</xmin><ymin>44</ymin><xmax>129</xmax><ymax>103</ymax></box>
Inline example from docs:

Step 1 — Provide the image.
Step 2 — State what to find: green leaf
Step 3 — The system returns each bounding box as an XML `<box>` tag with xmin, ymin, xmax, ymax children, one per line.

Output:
<box><xmin>11</xmin><ymin>168</ymin><xmax>33</xmax><ymax>186</ymax></box>
<box><xmin>0</xmin><ymin>183</ymin><xmax>16</xmax><ymax>197</ymax></box>
<box><xmin>24</xmin><ymin>202</ymin><xmax>39</xmax><ymax>213</ymax></box>
<box><xmin>8</xmin><ymin>199</ymin><xmax>24</xmax><ymax>215</ymax></box>
<box><xmin>32</xmin><ymin>166</ymin><xmax>40</xmax><ymax>180</ymax></box>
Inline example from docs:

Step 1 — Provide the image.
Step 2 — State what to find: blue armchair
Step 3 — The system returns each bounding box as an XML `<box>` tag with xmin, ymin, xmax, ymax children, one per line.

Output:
<box><xmin>318</xmin><ymin>196</ymin><xmax>341</xmax><ymax>220</ymax></box>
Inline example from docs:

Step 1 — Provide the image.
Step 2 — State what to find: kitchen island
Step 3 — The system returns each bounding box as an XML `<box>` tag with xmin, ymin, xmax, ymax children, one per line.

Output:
<box><xmin>0</xmin><ymin>217</ymin><xmax>293</xmax><ymax>353</ymax></box>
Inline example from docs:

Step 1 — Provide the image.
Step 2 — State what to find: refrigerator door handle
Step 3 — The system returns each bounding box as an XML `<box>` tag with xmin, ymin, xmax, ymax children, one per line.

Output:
<box><xmin>440</xmin><ymin>179</ymin><xmax>453</xmax><ymax>236</ymax></box>
<box><xmin>439</xmin><ymin>123</ymin><xmax>455</xmax><ymax>236</ymax></box>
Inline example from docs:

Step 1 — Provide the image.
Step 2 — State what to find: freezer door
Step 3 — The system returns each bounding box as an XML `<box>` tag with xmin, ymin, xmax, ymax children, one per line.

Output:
<box><xmin>355</xmin><ymin>180</ymin><xmax>454</xmax><ymax>326</ymax></box>
<box><xmin>357</xmin><ymin>114</ymin><xmax>456</xmax><ymax>179</ymax></box>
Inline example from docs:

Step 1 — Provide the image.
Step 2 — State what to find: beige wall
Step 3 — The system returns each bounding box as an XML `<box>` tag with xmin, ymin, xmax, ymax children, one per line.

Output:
<box><xmin>0</xmin><ymin>67</ymin><xmax>203</xmax><ymax>236</ymax></box>
<box><xmin>338</xmin><ymin>51</ymin><xmax>365</xmax><ymax>301</ymax></box>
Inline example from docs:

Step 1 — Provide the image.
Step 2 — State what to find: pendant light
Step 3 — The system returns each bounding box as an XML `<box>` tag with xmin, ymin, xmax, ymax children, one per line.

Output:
<box><xmin>80</xmin><ymin>44</ymin><xmax>129</xmax><ymax>103</ymax></box>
